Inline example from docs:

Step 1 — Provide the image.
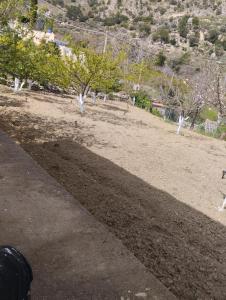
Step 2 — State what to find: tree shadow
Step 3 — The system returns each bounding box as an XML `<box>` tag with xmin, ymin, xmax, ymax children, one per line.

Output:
<box><xmin>0</xmin><ymin>95</ymin><xmax>26</xmax><ymax>108</ymax></box>
<box><xmin>98</xmin><ymin>103</ymin><xmax>129</xmax><ymax>113</ymax></box>
<box><xmin>22</xmin><ymin>138</ymin><xmax>226</xmax><ymax>300</ymax></box>
<box><xmin>31</xmin><ymin>94</ymin><xmax>74</xmax><ymax>105</ymax></box>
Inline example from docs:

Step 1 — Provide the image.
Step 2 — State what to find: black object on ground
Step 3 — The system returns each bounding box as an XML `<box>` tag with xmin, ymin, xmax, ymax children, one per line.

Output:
<box><xmin>0</xmin><ymin>246</ymin><xmax>33</xmax><ymax>300</ymax></box>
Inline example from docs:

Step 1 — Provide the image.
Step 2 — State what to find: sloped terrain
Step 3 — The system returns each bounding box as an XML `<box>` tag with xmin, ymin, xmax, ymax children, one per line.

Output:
<box><xmin>1</xmin><ymin>86</ymin><xmax>226</xmax><ymax>298</ymax></box>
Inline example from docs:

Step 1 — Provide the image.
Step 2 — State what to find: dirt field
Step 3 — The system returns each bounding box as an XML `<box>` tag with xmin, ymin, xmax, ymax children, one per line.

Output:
<box><xmin>1</xmin><ymin>86</ymin><xmax>226</xmax><ymax>299</ymax></box>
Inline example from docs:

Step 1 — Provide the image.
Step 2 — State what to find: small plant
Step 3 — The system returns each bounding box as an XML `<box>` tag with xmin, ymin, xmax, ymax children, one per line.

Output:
<box><xmin>178</xmin><ymin>15</ymin><xmax>189</xmax><ymax>38</ymax></box>
<box><xmin>200</xmin><ymin>107</ymin><xmax>218</xmax><ymax>121</ymax></box>
<box><xmin>132</xmin><ymin>91</ymin><xmax>152</xmax><ymax>111</ymax></box>
<box><xmin>154</xmin><ymin>51</ymin><xmax>167</xmax><ymax>66</ymax></box>
<box><xmin>151</xmin><ymin>108</ymin><xmax>161</xmax><ymax>117</ymax></box>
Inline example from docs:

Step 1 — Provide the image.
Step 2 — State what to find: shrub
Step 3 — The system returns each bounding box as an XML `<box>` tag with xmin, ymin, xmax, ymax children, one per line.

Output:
<box><xmin>132</xmin><ymin>91</ymin><xmax>152</xmax><ymax>111</ymax></box>
<box><xmin>192</xmin><ymin>16</ymin><xmax>199</xmax><ymax>29</ymax></box>
<box><xmin>169</xmin><ymin>52</ymin><xmax>190</xmax><ymax>72</ymax></box>
<box><xmin>178</xmin><ymin>15</ymin><xmax>189</xmax><ymax>38</ymax></box>
<box><xmin>189</xmin><ymin>33</ymin><xmax>199</xmax><ymax>47</ymax></box>
<box><xmin>200</xmin><ymin>107</ymin><xmax>218</xmax><ymax>121</ymax></box>
<box><xmin>206</xmin><ymin>28</ymin><xmax>219</xmax><ymax>44</ymax></box>
<box><xmin>152</xmin><ymin>27</ymin><xmax>170</xmax><ymax>43</ymax></box>
<box><xmin>66</xmin><ymin>6</ymin><xmax>83</xmax><ymax>21</ymax></box>
<box><xmin>103</xmin><ymin>13</ymin><xmax>128</xmax><ymax>26</ymax></box>
<box><xmin>215</xmin><ymin>42</ymin><xmax>224</xmax><ymax>56</ymax></box>
<box><xmin>170</xmin><ymin>38</ymin><xmax>177</xmax><ymax>45</ymax></box>
<box><xmin>154</xmin><ymin>51</ymin><xmax>167</xmax><ymax>66</ymax></box>
<box><xmin>151</xmin><ymin>108</ymin><xmax>161</xmax><ymax>117</ymax></box>
<box><xmin>139</xmin><ymin>23</ymin><xmax>151</xmax><ymax>37</ymax></box>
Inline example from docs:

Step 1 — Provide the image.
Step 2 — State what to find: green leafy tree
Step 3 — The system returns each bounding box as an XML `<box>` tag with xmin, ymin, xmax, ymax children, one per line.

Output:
<box><xmin>67</xmin><ymin>48</ymin><xmax>124</xmax><ymax>96</ymax></box>
<box><xmin>66</xmin><ymin>48</ymin><xmax>124</xmax><ymax>112</ymax></box>
<box><xmin>0</xmin><ymin>0</ymin><xmax>24</xmax><ymax>26</ymax></box>
<box><xmin>0</xmin><ymin>31</ymin><xmax>69</xmax><ymax>90</ymax></box>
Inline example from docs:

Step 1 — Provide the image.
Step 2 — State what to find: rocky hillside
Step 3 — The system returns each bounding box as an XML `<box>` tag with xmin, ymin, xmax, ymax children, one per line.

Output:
<box><xmin>44</xmin><ymin>0</ymin><xmax>226</xmax><ymax>18</ymax></box>
<box><xmin>39</xmin><ymin>0</ymin><xmax>226</xmax><ymax>74</ymax></box>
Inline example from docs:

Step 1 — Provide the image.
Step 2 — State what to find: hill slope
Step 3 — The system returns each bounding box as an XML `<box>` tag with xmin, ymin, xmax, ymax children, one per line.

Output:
<box><xmin>39</xmin><ymin>0</ymin><xmax>226</xmax><ymax>72</ymax></box>
<box><xmin>1</xmin><ymin>86</ymin><xmax>226</xmax><ymax>298</ymax></box>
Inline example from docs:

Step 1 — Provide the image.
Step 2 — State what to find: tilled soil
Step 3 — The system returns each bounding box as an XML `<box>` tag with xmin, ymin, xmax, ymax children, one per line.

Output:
<box><xmin>1</xmin><ymin>88</ymin><xmax>226</xmax><ymax>299</ymax></box>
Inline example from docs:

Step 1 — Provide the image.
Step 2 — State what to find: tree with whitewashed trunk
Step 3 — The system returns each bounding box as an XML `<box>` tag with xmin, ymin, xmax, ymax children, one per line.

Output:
<box><xmin>181</xmin><ymin>61</ymin><xmax>226</xmax><ymax>130</ymax></box>
<box><xmin>67</xmin><ymin>48</ymin><xmax>124</xmax><ymax>113</ymax></box>
<box><xmin>0</xmin><ymin>31</ymin><xmax>69</xmax><ymax>92</ymax></box>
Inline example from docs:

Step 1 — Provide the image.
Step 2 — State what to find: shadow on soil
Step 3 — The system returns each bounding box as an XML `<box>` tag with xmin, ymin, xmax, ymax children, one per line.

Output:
<box><xmin>22</xmin><ymin>139</ymin><xmax>226</xmax><ymax>300</ymax></box>
<box><xmin>0</xmin><ymin>95</ymin><xmax>26</xmax><ymax>107</ymax></box>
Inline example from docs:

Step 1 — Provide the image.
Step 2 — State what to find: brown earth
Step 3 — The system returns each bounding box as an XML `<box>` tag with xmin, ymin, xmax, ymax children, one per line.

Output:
<box><xmin>1</xmin><ymin>86</ymin><xmax>226</xmax><ymax>299</ymax></box>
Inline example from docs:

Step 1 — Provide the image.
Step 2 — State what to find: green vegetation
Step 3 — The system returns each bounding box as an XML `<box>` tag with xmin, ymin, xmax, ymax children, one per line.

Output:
<box><xmin>103</xmin><ymin>13</ymin><xmax>128</xmax><ymax>26</ymax></box>
<box><xmin>30</xmin><ymin>0</ymin><xmax>38</xmax><ymax>27</ymax></box>
<box><xmin>132</xmin><ymin>90</ymin><xmax>151</xmax><ymax>111</ymax></box>
<box><xmin>1</xmin><ymin>0</ymin><xmax>226</xmax><ymax>133</ymax></box>
<box><xmin>66</xmin><ymin>48</ymin><xmax>124</xmax><ymax>95</ymax></box>
<box><xmin>200</xmin><ymin>107</ymin><xmax>218</xmax><ymax>121</ymax></box>
<box><xmin>0</xmin><ymin>30</ymin><xmax>69</xmax><ymax>88</ymax></box>
<box><xmin>152</xmin><ymin>27</ymin><xmax>170</xmax><ymax>43</ymax></box>
<box><xmin>178</xmin><ymin>15</ymin><xmax>189</xmax><ymax>38</ymax></box>
<box><xmin>154</xmin><ymin>51</ymin><xmax>167</xmax><ymax>66</ymax></box>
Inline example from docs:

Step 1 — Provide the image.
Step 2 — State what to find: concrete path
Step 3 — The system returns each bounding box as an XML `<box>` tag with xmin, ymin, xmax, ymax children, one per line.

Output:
<box><xmin>0</xmin><ymin>131</ymin><xmax>176</xmax><ymax>300</ymax></box>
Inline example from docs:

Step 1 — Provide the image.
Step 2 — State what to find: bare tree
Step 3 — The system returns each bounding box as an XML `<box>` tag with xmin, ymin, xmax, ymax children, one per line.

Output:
<box><xmin>206</xmin><ymin>61</ymin><xmax>226</xmax><ymax>119</ymax></box>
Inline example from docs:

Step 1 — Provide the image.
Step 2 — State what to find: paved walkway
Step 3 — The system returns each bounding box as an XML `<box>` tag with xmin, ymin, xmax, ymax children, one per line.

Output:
<box><xmin>0</xmin><ymin>131</ymin><xmax>176</xmax><ymax>300</ymax></box>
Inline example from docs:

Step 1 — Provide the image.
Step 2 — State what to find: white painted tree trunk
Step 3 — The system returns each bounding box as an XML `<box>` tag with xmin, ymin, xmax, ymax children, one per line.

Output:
<box><xmin>14</xmin><ymin>78</ymin><xmax>20</xmax><ymax>93</ymax></box>
<box><xmin>78</xmin><ymin>93</ymin><xmax>84</xmax><ymax>113</ymax></box>
<box><xmin>92</xmin><ymin>92</ymin><xmax>96</xmax><ymax>104</ymax></box>
<box><xmin>217</xmin><ymin>112</ymin><xmax>222</xmax><ymax>125</ymax></box>
<box><xmin>218</xmin><ymin>195</ymin><xmax>226</xmax><ymax>211</ymax></box>
<box><xmin>132</xmin><ymin>96</ymin><xmax>136</xmax><ymax>106</ymax></box>
<box><xmin>28</xmin><ymin>80</ymin><xmax>33</xmax><ymax>90</ymax></box>
<box><xmin>176</xmin><ymin>115</ymin><xmax>184</xmax><ymax>135</ymax></box>
<box><xmin>104</xmin><ymin>94</ymin><xmax>107</xmax><ymax>102</ymax></box>
<box><xmin>19</xmin><ymin>80</ymin><xmax>26</xmax><ymax>91</ymax></box>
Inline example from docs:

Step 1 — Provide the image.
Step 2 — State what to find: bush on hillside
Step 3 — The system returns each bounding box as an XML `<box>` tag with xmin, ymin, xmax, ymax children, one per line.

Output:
<box><xmin>103</xmin><ymin>13</ymin><xmax>128</xmax><ymax>26</ymax></box>
<box><xmin>152</xmin><ymin>27</ymin><xmax>170</xmax><ymax>43</ymax></box>
<box><xmin>132</xmin><ymin>90</ymin><xmax>152</xmax><ymax>111</ymax></box>
<box><xmin>178</xmin><ymin>15</ymin><xmax>189</xmax><ymax>38</ymax></box>
<box><xmin>206</xmin><ymin>28</ymin><xmax>219</xmax><ymax>44</ymax></box>
<box><xmin>66</xmin><ymin>5</ymin><xmax>83</xmax><ymax>21</ymax></box>
<box><xmin>154</xmin><ymin>51</ymin><xmax>167</xmax><ymax>66</ymax></box>
<box><xmin>200</xmin><ymin>107</ymin><xmax>218</xmax><ymax>121</ymax></box>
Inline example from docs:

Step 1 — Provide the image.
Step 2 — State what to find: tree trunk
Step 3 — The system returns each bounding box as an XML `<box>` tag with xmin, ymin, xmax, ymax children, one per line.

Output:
<box><xmin>28</xmin><ymin>80</ymin><xmax>33</xmax><ymax>90</ymax></box>
<box><xmin>92</xmin><ymin>92</ymin><xmax>96</xmax><ymax>104</ymax></box>
<box><xmin>177</xmin><ymin>114</ymin><xmax>184</xmax><ymax>135</ymax></box>
<box><xmin>190</xmin><ymin>108</ymin><xmax>199</xmax><ymax>130</ymax></box>
<box><xmin>14</xmin><ymin>78</ymin><xmax>20</xmax><ymax>93</ymax></box>
<box><xmin>78</xmin><ymin>93</ymin><xmax>84</xmax><ymax>113</ymax></box>
<box><xmin>19</xmin><ymin>80</ymin><xmax>26</xmax><ymax>91</ymax></box>
<box><xmin>216</xmin><ymin>75</ymin><xmax>224</xmax><ymax>115</ymax></box>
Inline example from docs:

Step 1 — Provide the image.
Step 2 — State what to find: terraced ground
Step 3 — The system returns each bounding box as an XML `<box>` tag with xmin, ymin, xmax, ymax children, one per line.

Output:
<box><xmin>1</xmin><ymin>86</ymin><xmax>226</xmax><ymax>299</ymax></box>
